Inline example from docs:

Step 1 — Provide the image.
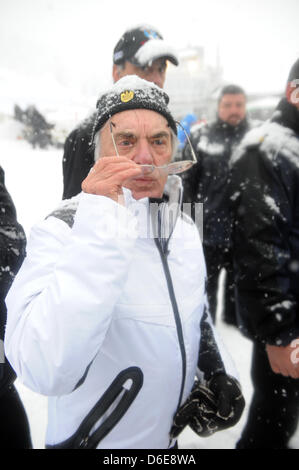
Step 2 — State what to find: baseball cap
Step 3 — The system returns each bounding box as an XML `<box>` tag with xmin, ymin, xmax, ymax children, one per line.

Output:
<box><xmin>113</xmin><ymin>25</ymin><xmax>179</xmax><ymax>68</ymax></box>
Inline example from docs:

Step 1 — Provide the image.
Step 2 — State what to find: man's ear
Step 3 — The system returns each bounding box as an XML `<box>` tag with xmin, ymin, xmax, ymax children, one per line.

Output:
<box><xmin>286</xmin><ymin>80</ymin><xmax>299</xmax><ymax>107</ymax></box>
<box><xmin>112</xmin><ymin>64</ymin><xmax>122</xmax><ymax>83</ymax></box>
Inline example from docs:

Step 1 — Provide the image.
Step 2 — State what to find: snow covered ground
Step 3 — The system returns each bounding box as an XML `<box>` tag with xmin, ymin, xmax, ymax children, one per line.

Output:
<box><xmin>0</xmin><ymin>116</ymin><xmax>298</xmax><ymax>450</ymax></box>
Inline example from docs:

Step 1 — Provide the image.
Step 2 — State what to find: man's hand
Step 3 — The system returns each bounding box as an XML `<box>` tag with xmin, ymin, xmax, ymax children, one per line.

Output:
<box><xmin>81</xmin><ymin>156</ymin><xmax>142</xmax><ymax>203</ymax></box>
<box><xmin>170</xmin><ymin>374</ymin><xmax>245</xmax><ymax>439</ymax></box>
<box><xmin>266</xmin><ymin>340</ymin><xmax>299</xmax><ymax>379</ymax></box>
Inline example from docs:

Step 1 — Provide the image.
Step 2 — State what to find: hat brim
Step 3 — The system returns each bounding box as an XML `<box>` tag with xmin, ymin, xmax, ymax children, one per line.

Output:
<box><xmin>133</xmin><ymin>39</ymin><xmax>179</xmax><ymax>68</ymax></box>
<box><xmin>145</xmin><ymin>53</ymin><xmax>179</xmax><ymax>67</ymax></box>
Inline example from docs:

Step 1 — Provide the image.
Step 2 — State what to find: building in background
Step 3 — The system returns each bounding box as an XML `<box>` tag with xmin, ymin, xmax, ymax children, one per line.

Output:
<box><xmin>245</xmin><ymin>93</ymin><xmax>282</xmax><ymax>121</ymax></box>
<box><xmin>165</xmin><ymin>46</ymin><xmax>283</xmax><ymax>124</ymax></box>
<box><xmin>165</xmin><ymin>46</ymin><xmax>223</xmax><ymax>121</ymax></box>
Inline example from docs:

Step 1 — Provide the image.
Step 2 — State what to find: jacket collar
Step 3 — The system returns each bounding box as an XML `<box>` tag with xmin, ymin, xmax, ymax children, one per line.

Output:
<box><xmin>122</xmin><ymin>176</ymin><xmax>183</xmax><ymax>248</ymax></box>
<box><xmin>149</xmin><ymin>176</ymin><xmax>183</xmax><ymax>249</ymax></box>
<box><xmin>215</xmin><ymin>117</ymin><xmax>249</xmax><ymax>134</ymax></box>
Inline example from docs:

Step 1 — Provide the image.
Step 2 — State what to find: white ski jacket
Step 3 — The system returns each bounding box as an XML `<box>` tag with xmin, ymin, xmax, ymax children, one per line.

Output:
<box><xmin>5</xmin><ymin>181</ymin><xmax>235</xmax><ymax>449</ymax></box>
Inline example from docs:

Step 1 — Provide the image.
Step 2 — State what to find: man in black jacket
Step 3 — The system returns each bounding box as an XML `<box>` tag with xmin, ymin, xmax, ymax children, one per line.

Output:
<box><xmin>62</xmin><ymin>25</ymin><xmax>178</xmax><ymax>200</ymax></box>
<box><xmin>0</xmin><ymin>166</ymin><xmax>31</xmax><ymax>448</ymax></box>
<box><xmin>182</xmin><ymin>85</ymin><xmax>252</xmax><ymax>324</ymax></box>
<box><xmin>230</xmin><ymin>58</ymin><xmax>299</xmax><ymax>449</ymax></box>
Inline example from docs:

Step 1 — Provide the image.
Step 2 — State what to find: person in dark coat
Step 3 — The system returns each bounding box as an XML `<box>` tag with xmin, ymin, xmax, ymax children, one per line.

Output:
<box><xmin>14</xmin><ymin>104</ymin><xmax>54</xmax><ymax>149</ymax></box>
<box><xmin>0</xmin><ymin>166</ymin><xmax>31</xmax><ymax>448</ymax></box>
<box><xmin>181</xmin><ymin>85</ymin><xmax>254</xmax><ymax>324</ymax></box>
<box><xmin>62</xmin><ymin>25</ymin><xmax>179</xmax><ymax>200</ymax></box>
<box><xmin>229</xmin><ymin>58</ymin><xmax>299</xmax><ymax>449</ymax></box>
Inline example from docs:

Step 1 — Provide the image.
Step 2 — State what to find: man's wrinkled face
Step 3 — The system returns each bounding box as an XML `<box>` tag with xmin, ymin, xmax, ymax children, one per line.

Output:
<box><xmin>218</xmin><ymin>93</ymin><xmax>247</xmax><ymax>126</ymax></box>
<box><xmin>99</xmin><ymin>109</ymin><xmax>172</xmax><ymax>200</ymax></box>
<box><xmin>113</xmin><ymin>58</ymin><xmax>167</xmax><ymax>89</ymax></box>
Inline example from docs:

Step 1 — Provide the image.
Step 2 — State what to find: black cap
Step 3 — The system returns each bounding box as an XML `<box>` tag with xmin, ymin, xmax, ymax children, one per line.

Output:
<box><xmin>287</xmin><ymin>58</ymin><xmax>299</xmax><ymax>83</ymax></box>
<box><xmin>113</xmin><ymin>25</ymin><xmax>179</xmax><ymax>68</ymax></box>
<box><xmin>92</xmin><ymin>75</ymin><xmax>177</xmax><ymax>141</ymax></box>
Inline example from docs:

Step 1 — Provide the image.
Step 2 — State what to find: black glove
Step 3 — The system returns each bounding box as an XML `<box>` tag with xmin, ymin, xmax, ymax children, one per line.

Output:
<box><xmin>170</xmin><ymin>373</ymin><xmax>245</xmax><ymax>439</ymax></box>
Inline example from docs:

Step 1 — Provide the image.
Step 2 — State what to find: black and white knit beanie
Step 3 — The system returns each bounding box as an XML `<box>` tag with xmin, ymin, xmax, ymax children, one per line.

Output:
<box><xmin>91</xmin><ymin>75</ymin><xmax>177</xmax><ymax>141</ymax></box>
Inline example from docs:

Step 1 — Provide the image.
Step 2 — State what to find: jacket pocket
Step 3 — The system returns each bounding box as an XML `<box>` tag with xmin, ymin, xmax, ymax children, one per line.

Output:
<box><xmin>46</xmin><ymin>367</ymin><xmax>143</xmax><ymax>449</ymax></box>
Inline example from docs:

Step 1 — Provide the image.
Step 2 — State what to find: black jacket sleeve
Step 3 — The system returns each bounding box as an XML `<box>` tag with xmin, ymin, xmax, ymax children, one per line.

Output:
<box><xmin>0</xmin><ymin>168</ymin><xmax>26</xmax><ymax>301</ymax></box>
<box><xmin>0</xmin><ymin>167</ymin><xmax>26</xmax><ymax>393</ymax></box>
<box><xmin>62</xmin><ymin>117</ymin><xmax>96</xmax><ymax>200</ymax></box>
<box><xmin>197</xmin><ymin>308</ymin><xmax>226</xmax><ymax>380</ymax></box>
<box><xmin>230</xmin><ymin>145</ymin><xmax>299</xmax><ymax>345</ymax></box>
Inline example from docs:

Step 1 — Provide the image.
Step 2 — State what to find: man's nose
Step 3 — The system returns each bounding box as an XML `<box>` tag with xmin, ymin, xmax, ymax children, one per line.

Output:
<box><xmin>134</xmin><ymin>140</ymin><xmax>153</xmax><ymax>165</ymax></box>
<box><xmin>232</xmin><ymin>105</ymin><xmax>241</xmax><ymax>114</ymax></box>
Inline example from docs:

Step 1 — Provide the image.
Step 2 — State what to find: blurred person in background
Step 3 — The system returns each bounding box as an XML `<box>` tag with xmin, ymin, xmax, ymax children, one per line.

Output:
<box><xmin>229</xmin><ymin>58</ymin><xmax>299</xmax><ymax>449</ymax></box>
<box><xmin>0</xmin><ymin>166</ymin><xmax>31</xmax><ymax>449</ymax></box>
<box><xmin>62</xmin><ymin>24</ymin><xmax>179</xmax><ymax>200</ymax></box>
<box><xmin>181</xmin><ymin>85</ymin><xmax>254</xmax><ymax>325</ymax></box>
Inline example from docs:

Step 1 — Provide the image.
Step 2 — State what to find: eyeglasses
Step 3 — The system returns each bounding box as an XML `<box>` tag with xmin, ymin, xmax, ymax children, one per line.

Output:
<box><xmin>109</xmin><ymin>120</ymin><xmax>197</xmax><ymax>176</ymax></box>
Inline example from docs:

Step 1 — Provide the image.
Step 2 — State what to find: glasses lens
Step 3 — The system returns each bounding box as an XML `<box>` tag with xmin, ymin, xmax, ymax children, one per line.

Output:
<box><xmin>166</xmin><ymin>161</ymin><xmax>195</xmax><ymax>175</ymax></box>
<box><xmin>139</xmin><ymin>160</ymin><xmax>195</xmax><ymax>177</ymax></box>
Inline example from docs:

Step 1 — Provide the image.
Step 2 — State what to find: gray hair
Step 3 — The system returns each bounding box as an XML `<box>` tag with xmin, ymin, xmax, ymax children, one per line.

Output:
<box><xmin>94</xmin><ymin>130</ymin><xmax>101</xmax><ymax>162</ymax></box>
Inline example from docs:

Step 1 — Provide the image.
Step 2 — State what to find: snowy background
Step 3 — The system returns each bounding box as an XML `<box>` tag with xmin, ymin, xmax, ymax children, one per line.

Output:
<box><xmin>1</xmin><ymin>116</ymin><xmax>299</xmax><ymax>450</ymax></box>
<box><xmin>1</xmin><ymin>0</ymin><xmax>299</xmax><ymax>450</ymax></box>
<box><xmin>1</xmin><ymin>0</ymin><xmax>299</xmax><ymax>119</ymax></box>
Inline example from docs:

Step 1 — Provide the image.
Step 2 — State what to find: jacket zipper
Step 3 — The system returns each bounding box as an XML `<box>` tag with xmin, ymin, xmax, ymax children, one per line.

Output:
<box><xmin>154</xmin><ymin>236</ymin><xmax>187</xmax><ymax>414</ymax></box>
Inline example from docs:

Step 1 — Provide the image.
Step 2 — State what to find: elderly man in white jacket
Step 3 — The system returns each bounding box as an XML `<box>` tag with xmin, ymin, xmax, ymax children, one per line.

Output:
<box><xmin>5</xmin><ymin>76</ymin><xmax>244</xmax><ymax>449</ymax></box>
